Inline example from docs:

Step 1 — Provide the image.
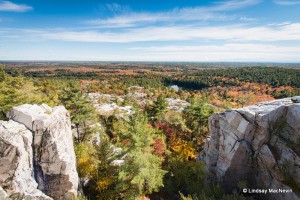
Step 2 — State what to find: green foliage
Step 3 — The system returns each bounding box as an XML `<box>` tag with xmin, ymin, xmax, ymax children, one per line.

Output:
<box><xmin>72</xmin><ymin>195</ymin><xmax>88</xmax><ymax>200</ymax></box>
<box><xmin>193</xmin><ymin>67</ymin><xmax>300</xmax><ymax>88</ymax></box>
<box><xmin>272</xmin><ymin>88</ymin><xmax>300</xmax><ymax>99</ymax></box>
<box><xmin>116</xmin><ymin>110</ymin><xmax>167</xmax><ymax>199</ymax></box>
<box><xmin>184</xmin><ymin>97</ymin><xmax>216</xmax><ymax>137</ymax></box>
<box><xmin>160</xmin><ymin>111</ymin><xmax>190</xmax><ymax>133</ymax></box>
<box><xmin>75</xmin><ymin>142</ymin><xmax>98</xmax><ymax>178</ymax></box>
<box><xmin>75</xmin><ymin>135</ymin><xmax>121</xmax><ymax>200</ymax></box>
<box><xmin>117</xmin><ymin>151</ymin><xmax>166</xmax><ymax>199</ymax></box>
<box><xmin>34</xmin><ymin>80</ymin><xmax>60</xmax><ymax>106</ymax></box>
<box><xmin>165</xmin><ymin>67</ymin><xmax>300</xmax><ymax>93</ymax></box>
<box><xmin>148</xmin><ymin>94</ymin><xmax>168</xmax><ymax>120</ymax></box>
<box><xmin>59</xmin><ymin>82</ymin><xmax>96</xmax><ymax>142</ymax></box>
<box><xmin>59</xmin><ymin>82</ymin><xmax>93</xmax><ymax>124</ymax></box>
<box><xmin>0</xmin><ymin>69</ymin><xmax>53</xmax><ymax>119</ymax></box>
<box><xmin>180</xmin><ymin>184</ymin><xmax>251</xmax><ymax>200</ymax></box>
<box><xmin>164</xmin><ymin>158</ymin><xmax>206</xmax><ymax>194</ymax></box>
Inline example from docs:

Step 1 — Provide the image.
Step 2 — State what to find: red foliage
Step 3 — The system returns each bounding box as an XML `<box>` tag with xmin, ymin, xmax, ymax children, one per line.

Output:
<box><xmin>121</xmin><ymin>139</ymin><xmax>132</xmax><ymax>147</ymax></box>
<box><xmin>152</xmin><ymin>137</ymin><xmax>166</xmax><ymax>157</ymax></box>
<box><xmin>154</xmin><ymin>122</ymin><xmax>175</xmax><ymax>139</ymax></box>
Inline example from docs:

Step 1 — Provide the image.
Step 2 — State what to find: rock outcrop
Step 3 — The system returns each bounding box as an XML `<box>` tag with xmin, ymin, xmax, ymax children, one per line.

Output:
<box><xmin>0</xmin><ymin>120</ymin><xmax>51</xmax><ymax>200</ymax></box>
<box><xmin>0</xmin><ymin>104</ymin><xmax>78</xmax><ymax>200</ymax></box>
<box><xmin>201</xmin><ymin>98</ymin><xmax>300</xmax><ymax>200</ymax></box>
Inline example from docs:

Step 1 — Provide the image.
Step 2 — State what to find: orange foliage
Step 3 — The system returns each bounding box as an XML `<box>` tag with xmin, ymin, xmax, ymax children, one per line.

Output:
<box><xmin>97</xmin><ymin>177</ymin><xmax>113</xmax><ymax>190</ymax></box>
<box><xmin>170</xmin><ymin>139</ymin><xmax>196</xmax><ymax>160</ymax></box>
<box><xmin>77</xmin><ymin>157</ymin><xmax>97</xmax><ymax>178</ymax></box>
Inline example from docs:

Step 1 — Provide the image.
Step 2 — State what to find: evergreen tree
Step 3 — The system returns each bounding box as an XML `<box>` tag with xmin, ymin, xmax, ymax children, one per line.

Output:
<box><xmin>59</xmin><ymin>82</ymin><xmax>96</xmax><ymax>142</ymax></box>
<box><xmin>116</xmin><ymin>110</ymin><xmax>167</xmax><ymax>199</ymax></box>
<box><xmin>75</xmin><ymin>136</ymin><xmax>121</xmax><ymax>200</ymax></box>
<box><xmin>184</xmin><ymin>97</ymin><xmax>216</xmax><ymax>137</ymax></box>
<box><xmin>148</xmin><ymin>94</ymin><xmax>168</xmax><ymax>120</ymax></box>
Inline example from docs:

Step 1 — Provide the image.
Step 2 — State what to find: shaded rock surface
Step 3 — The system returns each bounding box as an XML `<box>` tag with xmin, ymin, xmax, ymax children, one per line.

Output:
<box><xmin>201</xmin><ymin>98</ymin><xmax>300</xmax><ymax>200</ymax></box>
<box><xmin>0</xmin><ymin>104</ymin><xmax>78</xmax><ymax>200</ymax></box>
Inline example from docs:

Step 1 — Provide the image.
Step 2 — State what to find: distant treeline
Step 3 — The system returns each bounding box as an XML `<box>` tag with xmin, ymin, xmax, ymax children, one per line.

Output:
<box><xmin>192</xmin><ymin>67</ymin><xmax>300</xmax><ymax>88</ymax></box>
<box><xmin>5</xmin><ymin>66</ymin><xmax>300</xmax><ymax>90</ymax></box>
<box><xmin>165</xmin><ymin>67</ymin><xmax>300</xmax><ymax>90</ymax></box>
<box><xmin>23</xmin><ymin>69</ymin><xmax>99</xmax><ymax>78</ymax></box>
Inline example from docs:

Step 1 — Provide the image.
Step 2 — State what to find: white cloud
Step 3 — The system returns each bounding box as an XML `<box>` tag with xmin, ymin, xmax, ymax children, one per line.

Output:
<box><xmin>131</xmin><ymin>43</ymin><xmax>300</xmax><ymax>53</ymax></box>
<box><xmin>5</xmin><ymin>22</ymin><xmax>299</xmax><ymax>43</ymax></box>
<box><xmin>240</xmin><ymin>16</ymin><xmax>256</xmax><ymax>21</ymax></box>
<box><xmin>274</xmin><ymin>0</ymin><xmax>300</xmax><ymax>5</ymax></box>
<box><xmin>127</xmin><ymin>43</ymin><xmax>300</xmax><ymax>62</ymax></box>
<box><xmin>0</xmin><ymin>1</ymin><xmax>32</xmax><ymax>12</ymax></box>
<box><xmin>105</xmin><ymin>3</ymin><xmax>129</xmax><ymax>13</ymax></box>
<box><xmin>87</xmin><ymin>0</ymin><xmax>259</xmax><ymax>27</ymax></box>
<box><xmin>209</xmin><ymin>0</ymin><xmax>261</xmax><ymax>11</ymax></box>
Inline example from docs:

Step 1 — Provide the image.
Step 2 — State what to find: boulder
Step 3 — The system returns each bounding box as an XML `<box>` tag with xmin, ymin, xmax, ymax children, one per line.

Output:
<box><xmin>201</xmin><ymin>98</ymin><xmax>300</xmax><ymax>200</ymax></box>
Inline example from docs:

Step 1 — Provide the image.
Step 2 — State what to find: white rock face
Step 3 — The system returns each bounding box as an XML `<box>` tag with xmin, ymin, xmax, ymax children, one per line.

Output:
<box><xmin>1</xmin><ymin>104</ymin><xmax>79</xmax><ymax>200</ymax></box>
<box><xmin>0</xmin><ymin>120</ymin><xmax>52</xmax><ymax>200</ymax></box>
<box><xmin>166</xmin><ymin>98</ymin><xmax>190</xmax><ymax>111</ymax></box>
<box><xmin>201</xmin><ymin>98</ymin><xmax>300</xmax><ymax>200</ymax></box>
<box><xmin>94</xmin><ymin>103</ymin><xmax>132</xmax><ymax>117</ymax></box>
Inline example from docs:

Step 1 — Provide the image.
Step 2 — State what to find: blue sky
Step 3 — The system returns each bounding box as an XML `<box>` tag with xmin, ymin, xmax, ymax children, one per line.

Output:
<box><xmin>1</xmin><ymin>0</ymin><xmax>300</xmax><ymax>62</ymax></box>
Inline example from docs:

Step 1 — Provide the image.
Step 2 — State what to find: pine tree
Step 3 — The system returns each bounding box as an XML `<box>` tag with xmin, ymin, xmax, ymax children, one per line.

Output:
<box><xmin>116</xmin><ymin>110</ymin><xmax>167</xmax><ymax>199</ymax></box>
<box><xmin>75</xmin><ymin>136</ymin><xmax>121</xmax><ymax>200</ymax></box>
<box><xmin>148</xmin><ymin>94</ymin><xmax>168</xmax><ymax>120</ymax></box>
<box><xmin>59</xmin><ymin>82</ymin><xmax>96</xmax><ymax>142</ymax></box>
<box><xmin>184</xmin><ymin>97</ymin><xmax>216</xmax><ymax>137</ymax></box>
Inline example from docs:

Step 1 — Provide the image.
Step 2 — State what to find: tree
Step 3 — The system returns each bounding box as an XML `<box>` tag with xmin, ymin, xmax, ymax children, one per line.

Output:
<box><xmin>0</xmin><ymin>69</ymin><xmax>46</xmax><ymax>119</ymax></box>
<box><xmin>184</xmin><ymin>97</ymin><xmax>216</xmax><ymax>137</ymax></box>
<box><xmin>59</xmin><ymin>82</ymin><xmax>96</xmax><ymax>142</ymax></box>
<box><xmin>75</xmin><ymin>136</ymin><xmax>121</xmax><ymax>200</ymax></box>
<box><xmin>237</xmin><ymin>95</ymin><xmax>246</xmax><ymax>107</ymax></box>
<box><xmin>116</xmin><ymin>110</ymin><xmax>167</xmax><ymax>199</ymax></box>
<box><xmin>148</xmin><ymin>94</ymin><xmax>168</xmax><ymax>121</ymax></box>
<box><xmin>164</xmin><ymin>157</ymin><xmax>206</xmax><ymax>195</ymax></box>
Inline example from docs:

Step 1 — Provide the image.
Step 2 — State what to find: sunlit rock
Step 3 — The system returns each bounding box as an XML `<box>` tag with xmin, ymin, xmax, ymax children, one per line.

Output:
<box><xmin>201</xmin><ymin>98</ymin><xmax>300</xmax><ymax>200</ymax></box>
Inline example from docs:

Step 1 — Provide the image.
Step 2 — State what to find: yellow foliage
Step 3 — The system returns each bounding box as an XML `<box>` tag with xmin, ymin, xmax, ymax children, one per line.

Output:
<box><xmin>77</xmin><ymin>157</ymin><xmax>97</xmax><ymax>178</ymax></box>
<box><xmin>75</xmin><ymin>142</ymin><xmax>98</xmax><ymax>178</ymax></box>
<box><xmin>97</xmin><ymin>177</ymin><xmax>113</xmax><ymax>190</ymax></box>
<box><xmin>171</xmin><ymin>139</ymin><xmax>196</xmax><ymax>160</ymax></box>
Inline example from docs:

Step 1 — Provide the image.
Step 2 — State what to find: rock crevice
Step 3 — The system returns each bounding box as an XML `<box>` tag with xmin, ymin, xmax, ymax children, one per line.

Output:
<box><xmin>201</xmin><ymin>98</ymin><xmax>300</xmax><ymax>200</ymax></box>
<box><xmin>0</xmin><ymin>104</ymin><xmax>79</xmax><ymax>200</ymax></box>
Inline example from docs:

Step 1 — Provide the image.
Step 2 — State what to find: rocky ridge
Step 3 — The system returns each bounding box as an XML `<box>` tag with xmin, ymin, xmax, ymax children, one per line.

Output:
<box><xmin>201</xmin><ymin>97</ymin><xmax>300</xmax><ymax>200</ymax></box>
<box><xmin>0</xmin><ymin>104</ymin><xmax>78</xmax><ymax>200</ymax></box>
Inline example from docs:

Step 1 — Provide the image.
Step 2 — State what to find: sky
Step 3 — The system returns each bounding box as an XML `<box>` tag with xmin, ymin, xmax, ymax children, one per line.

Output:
<box><xmin>0</xmin><ymin>0</ymin><xmax>300</xmax><ymax>62</ymax></box>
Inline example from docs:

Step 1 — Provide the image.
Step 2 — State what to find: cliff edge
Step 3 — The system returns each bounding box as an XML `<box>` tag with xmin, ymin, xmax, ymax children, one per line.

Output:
<box><xmin>201</xmin><ymin>97</ymin><xmax>300</xmax><ymax>200</ymax></box>
<box><xmin>0</xmin><ymin>104</ymin><xmax>78</xmax><ymax>200</ymax></box>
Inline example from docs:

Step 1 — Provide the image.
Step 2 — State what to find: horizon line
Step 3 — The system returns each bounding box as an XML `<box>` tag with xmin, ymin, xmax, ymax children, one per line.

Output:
<box><xmin>1</xmin><ymin>60</ymin><xmax>300</xmax><ymax>64</ymax></box>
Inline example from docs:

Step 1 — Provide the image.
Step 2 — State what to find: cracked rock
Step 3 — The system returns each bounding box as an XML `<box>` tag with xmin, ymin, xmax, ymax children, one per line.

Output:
<box><xmin>200</xmin><ymin>98</ymin><xmax>300</xmax><ymax>200</ymax></box>
<box><xmin>1</xmin><ymin>104</ymin><xmax>79</xmax><ymax>200</ymax></box>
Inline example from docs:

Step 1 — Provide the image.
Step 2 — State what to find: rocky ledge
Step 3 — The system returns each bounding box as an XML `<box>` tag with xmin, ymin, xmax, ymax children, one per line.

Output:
<box><xmin>0</xmin><ymin>104</ymin><xmax>78</xmax><ymax>200</ymax></box>
<box><xmin>201</xmin><ymin>97</ymin><xmax>300</xmax><ymax>200</ymax></box>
